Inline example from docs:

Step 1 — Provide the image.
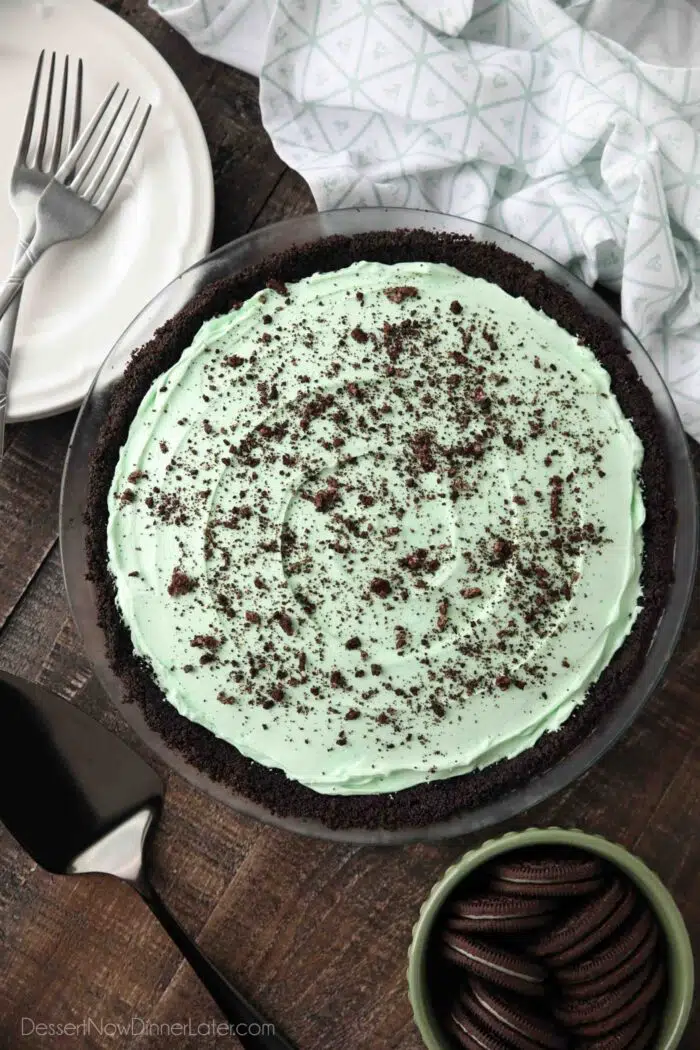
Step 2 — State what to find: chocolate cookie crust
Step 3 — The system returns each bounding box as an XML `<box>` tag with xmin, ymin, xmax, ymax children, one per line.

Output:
<box><xmin>84</xmin><ymin>229</ymin><xmax>674</xmax><ymax>831</ymax></box>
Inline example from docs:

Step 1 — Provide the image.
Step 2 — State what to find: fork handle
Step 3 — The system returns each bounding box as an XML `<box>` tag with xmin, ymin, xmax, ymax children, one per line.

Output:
<box><xmin>0</xmin><ymin>233</ymin><xmax>33</xmax><ymax>459</ymax></box>
<box><xmin>0</xmin><ymin>241</ymin><xmax>44</xmax><ymax>327</ymax></box>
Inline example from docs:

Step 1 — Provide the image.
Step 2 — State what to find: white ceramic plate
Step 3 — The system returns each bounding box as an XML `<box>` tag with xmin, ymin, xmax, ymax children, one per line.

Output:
<box><xmin>0</xmin><ymin>0</ymin><xmax>214</xmax><ymax>422</ymax></box>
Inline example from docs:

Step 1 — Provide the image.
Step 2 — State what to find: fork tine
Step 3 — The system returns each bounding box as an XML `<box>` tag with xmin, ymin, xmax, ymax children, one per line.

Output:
<box><xmin>69</xmin><ymin>59</ymin><xmax>83</xmax><ymax>151</ymax></box>
<box><xmin>83</xmin><ymin>96</ymin><xmax>139</xmax><ymax>202</ymax></box>
<box><xmin>54</xmin><ymin>82</ymin><xmax>120</xmax><ymax>185</ymax></box>
<box><xmin>35</xmin><ymin>51</ymin><xmax>56</xmax><ymax>170</ymax></box>
<box><xmin>49</xmin><ymin>56</ymin><xmax>69</xmax><ymax>174</ymax></box>
<box><xmin>71</xmin><ymin>88</ymin><xmax>129</xmax><ymax>194</ymax></box>
<box><xmin>94</xmin><ymin>103</ymin><xmax>151</xmax><ymax>211</ymax></box>
<box><xmin>16</xmin><ymin>50</ymin><xmax>45</xmax><ymax>166</ymax></box>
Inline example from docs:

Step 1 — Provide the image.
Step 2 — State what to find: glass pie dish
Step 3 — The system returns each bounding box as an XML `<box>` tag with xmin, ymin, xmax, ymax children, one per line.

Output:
<box><xmin>60</xmin><ymin>207</ymin><xmax>698</xmax><ymax>845</ymax></box>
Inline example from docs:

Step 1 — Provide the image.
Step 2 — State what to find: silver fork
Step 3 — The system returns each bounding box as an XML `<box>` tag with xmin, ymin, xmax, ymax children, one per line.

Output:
<box><xmin>0</xmin><ymin>79</ymin><xmax>151</xmax><ymax>333</ymax></box>
<box><xmin>0</xmin><ymin>51</ymin><xmax>82</xmax><ymax>459</ymax></box>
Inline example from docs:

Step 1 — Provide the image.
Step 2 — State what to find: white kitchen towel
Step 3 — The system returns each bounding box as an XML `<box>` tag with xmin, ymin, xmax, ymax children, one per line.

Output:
<box><xmin>149</xmin><ymin>0</ymin><xmax>274</xmax><ymax>75</ymax></box>
<box><xmin>152</xmin><ymin>0</ymin><xmax>700</xmax><ymax>438</ymax></box>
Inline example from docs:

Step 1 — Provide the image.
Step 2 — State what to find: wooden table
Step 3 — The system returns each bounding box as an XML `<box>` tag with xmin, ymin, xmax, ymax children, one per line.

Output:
<box><xmin>1</xmin><ymin>4</ymin><xmax>699</xmax><ymax>1047</ymax></box>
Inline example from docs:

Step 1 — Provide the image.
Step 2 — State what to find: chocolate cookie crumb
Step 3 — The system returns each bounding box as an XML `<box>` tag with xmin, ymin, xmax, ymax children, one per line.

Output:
<box><xmin>191</xmin><ymin>635</ymin><xmax>220</xmax><ymax>650</ymax></box>
<box><xmin>370</xmin><ymin>577</ymin><xmax>391</xmax><ymax>598</ymax></box>
<box><xmin>168</xmin><ymin>569</ymin><xmax>196</xmax><ymax>596</ymax></box>
<box><xmin>492</xmin><ymin>538</ymin><xmax>512</xmax><ymax>564</ymax></box>
<box><xmin>267</xmin><ymin>277</ymin><xmax>288</xmax><ymax>296</ymax></box>
<box><xmin>384</xmin><ymin>285</ymin><xmax>419</xmax><ymax>303</ymax></box>
<box><xmin>275</xmin><ymin>611</ymin><xmax>294</xmax><ymax>636</ymax></box>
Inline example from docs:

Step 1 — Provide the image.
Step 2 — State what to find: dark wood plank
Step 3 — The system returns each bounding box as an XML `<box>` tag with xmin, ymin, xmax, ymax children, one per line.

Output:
<box><xmin>0</xmin><ymin>544</ymin><xmax>68</xmax><ymax>679</ymax></box>
<box><xmin>0</xmin><ymin>413</ymin><xmax>75</xmax><ymax>629</ymax></box>
<box><xmin>251</xmin><ymin>169</ymin><xmax>316</xmax><ymax>229</ymax></box>
<box><xmin>2</xmin><ymin>422</ymin><xmax>21</xmax><ymax>454</ymax></box>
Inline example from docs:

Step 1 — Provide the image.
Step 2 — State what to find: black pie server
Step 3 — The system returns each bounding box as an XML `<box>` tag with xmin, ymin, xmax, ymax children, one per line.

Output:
<box><xmin>0</xmin><ymin>669</ymin><xmax>295</xmax><ymax>1050</ymax></box>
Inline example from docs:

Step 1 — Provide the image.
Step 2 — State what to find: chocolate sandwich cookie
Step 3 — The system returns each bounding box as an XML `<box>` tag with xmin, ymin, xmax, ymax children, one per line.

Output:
<box><xmin>573</xmin><ymin>959</ymin><xmax>665</xmax><ymax>1038</ymax></box>
<box><xmin>458</xmin><ymin>992</ymin><xmax>542</xmax><ymax>1050</ymax></box>
<box><xmin>555</xmin><ymin>956</ymin><xmax>654</xmax><ymax>1028</ymax></box>
<box><xmin>532</xmin><ymin>880</ymin><xmax>625</xmax><ymax>958</ymax></box>
<box><xmin>447</xmin><ymin>894</ymin><xmax>556</xmax><ymax>935</ymax></box>
<box><xmin>557</xmin><ymin>909</ymin><xmax>655</xmax><ymax>989</ymax></box>
<box><xmin>449</xmin><ymin>1001</ymin><xmax>513</xmax><ymax>1050</ymax></box>
<box><xmin>489</xmin><ymin>878</ymin><xmax>603</xmax><ymax>899</ymax></box>
<box><xmin>492</xmin><ymin>852</ymin><xmax>603</xmax><ymax>885</ymax></box>
<box><xmin>441</xmin><ymin>931</ymin><xmax>547</xmax><ymax>996</ymax></box>
<box><xmin>465</xmin><ymin>979</ymin><xmax>567</xmax><ymax>1050</ymax></box>
<box><xmin>489</xmin><ymin>852</ymin><xmax>604</xmax><ymax>898</ymax></box>
<box><xmin>620</xmin><ymin>1012</ymin><xmax>659</xmax><ymax>1050</ymax></box>
<box><xmin>431</xmin><ymin>847</ymin><xmax>669</xmax><ymax>1050</ymax></box>
<box><xmin>540</xmin><ymin>883</ymin><xmax>637</xmax><ymax>967</ymax></box>
<box><xmin>578</xmin><ymin>1010</ymin><xmax>656</xmax><ymax>1050</ymax></box>
<box><xmin>563</xmin><ymin>923</ymin><xmax>658</xmax><ymax>1000</ymax></box>
<box><xmin>630</xmin><ymin>1013</ymin><xmax>661</xmax><ymax>1050</ymax></box>
<box><xmin>549</xmin><ymin>883</ymin><xmax>637</xmax><ymax>968</ymax></box>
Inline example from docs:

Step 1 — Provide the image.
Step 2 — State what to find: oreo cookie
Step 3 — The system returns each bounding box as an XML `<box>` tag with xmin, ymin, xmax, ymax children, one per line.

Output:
<box><xmin>491</xmin><ymin>852</ymin><xmax>603</xmax><ymax>885</ymax></box>
<box><xmin>465</xmin><ymin>979</ymin><xmax>567</xmax><ymax>1050</ymax></box>
<box><xmin>573</xmin><ymin>959</ymin><xmax>665</xmax><ymax>1038</ymax></box>
<box><xmin>489</xmin><ymin>852</ymin><xmax>603</xmax><ymax>898</ymax></box>
<box><xmin>555</xmin><ymin>956</ymin><xmax>654</xmax><ymax>1028</ymax></box>
<box><xmin>458</xmin><ymin>992</ymin><xmax>542</xmax><ymax>1050</ymax></box>
<box><xmin>532</xmin><ymin>880</ymin><xmax>624</xmax><ymax>957</ymax></box>
<box><xmin>557</xmin><ymin>909</ymin><xmax>655</xmax><ymax>988</ymax></box>
<box><xmin>449</xmin><ymin>1001</ymin><xmax>512</xmax><ymax>1050</ymax></box>
<box><xmin>447</xmin><ymin>894</ymin><xmax>556</xmax><ymax>935</ymax></box>
<box><xmin>489</xmin><ymin>877</ymin><xmax>602</xmax><ymax>899</ymax></box>
<box><xmin>625</xmin><ymin>1012</ymin><xmax>660</xmax><ymax>1050</ymax></box>
<box><xmin>539</xmin><ymin>884</ymin><xmax>637</xmax><ymax>967</ymax></box>
<box><xmin>441</xmin><ymin>931</ymin><xmax>547</xmax><ymax>996</ymax></box>
<box><xmin>432</xmin><ymin>846</ymin><xmax>669</xmax><ymax>1050</ymax></box>
<box><xmin>578</xmin><ymin>1010</ymin><xmax>654</xmax><ymax>1050</ymax></box>
<box><xmin>551</xmin><ymin>884</ymin><xmax>637</xmax><ymax>968</ymax></box>
<box><xmin>563</xmin><ymin>922</ymin><xmax>658</xmax><ymax>1000</ymax></box>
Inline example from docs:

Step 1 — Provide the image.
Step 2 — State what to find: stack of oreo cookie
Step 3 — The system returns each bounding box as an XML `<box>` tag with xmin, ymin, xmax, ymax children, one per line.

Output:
<box><xmin>435</xmin><ymin>847</ymin><xmax>667</xmax><ymax>1049</ymax></box>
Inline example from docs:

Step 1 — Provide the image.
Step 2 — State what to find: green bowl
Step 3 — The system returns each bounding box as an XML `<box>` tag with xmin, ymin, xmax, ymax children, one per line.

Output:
<box><xmin>407</xmin><ymin>827</ymin><xmax>694</xmax><ymax>1049</ymax></box>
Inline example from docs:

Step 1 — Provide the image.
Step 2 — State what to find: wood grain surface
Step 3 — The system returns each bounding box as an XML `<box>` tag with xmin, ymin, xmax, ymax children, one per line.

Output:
<box><xmin>1</xmin><ymin>4</ymin><xmax>698</xmax><ymax>1048</ymax></box>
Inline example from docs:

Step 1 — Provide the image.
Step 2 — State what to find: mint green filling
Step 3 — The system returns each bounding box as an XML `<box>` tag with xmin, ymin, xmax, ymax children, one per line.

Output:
<box><xmin>107</xmin><ymin>261</ymin><xmax>644</xmax><ymax>795</ymax></box>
